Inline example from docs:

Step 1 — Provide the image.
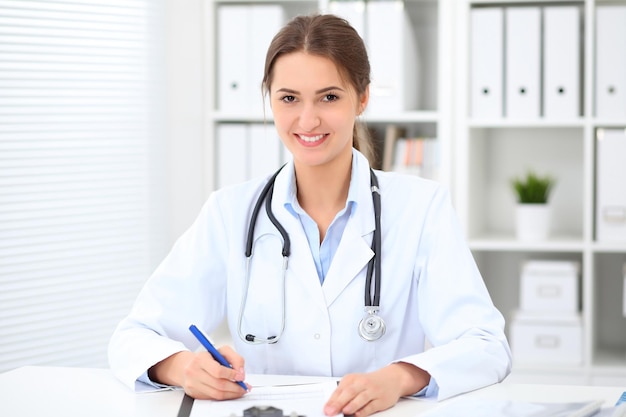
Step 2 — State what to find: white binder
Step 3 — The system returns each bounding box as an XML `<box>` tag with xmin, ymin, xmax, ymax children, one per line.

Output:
<box><xmin>596</xmin><ymin>128</ymin><xmax>626</xmax><ymax>242</ymax></box>
<box><xmin>596</xmin><ymin>6</ymin><xmax>626</xmax><ymax>119</ymax></box>
<box><xmin>249</xmin><ymin>123</ymin><xmax>282</xmax><ymax>179</ymax></box>
<box><xmin>505</xmin><ymin>7</ymin><xmax>541</xmax><ymax>119</ymax></box>
<box><xmin>470</xmin><ymin>7</ymin><xmax>504</xmax><ymax>119</ymax></box>
<box><xmin>217</xmin><ymin>5</ymin><xmax>284</xmax><ymax>115</ymax></box>
<box><xmin>365</xmin><ymin>0</ymin><xmax>418</xmax><ymax>114</ymax></box>
<box><xmin>217</xmin><ymin>123</ymin><xmax>248</xmax><ymax>188</ymax></box>
<box><xmin>543</xmin><ymin>6</ymin><xmax>581</xmax><ymax>120</ymax></box>
<box><xmin>217</xmin><ymin>6</ymin><xmax>249</xmax><ymax>113</ymax></box>
<box><xmin>328</xmin><ymin>0</ymin><xmax>365</xmax><ymax>39</ymax></box>
<box><xmin>249</xmin><ymin>5</ymin><xmax>284</xmax><ymax>116</ymax></box>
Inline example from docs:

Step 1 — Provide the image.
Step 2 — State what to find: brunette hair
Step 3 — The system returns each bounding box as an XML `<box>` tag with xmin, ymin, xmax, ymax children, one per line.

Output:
<box><xmin>262</xmin><ymin>14</ymin><xmax>375</xmax><ymax>164</ymax></box>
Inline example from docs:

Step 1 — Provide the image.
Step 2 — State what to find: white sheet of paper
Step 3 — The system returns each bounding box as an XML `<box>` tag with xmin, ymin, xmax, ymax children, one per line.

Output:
<box><xmin>189</xmin><ymin>381</ymin><xmax>337</xmax><ymax>417</ymax></box>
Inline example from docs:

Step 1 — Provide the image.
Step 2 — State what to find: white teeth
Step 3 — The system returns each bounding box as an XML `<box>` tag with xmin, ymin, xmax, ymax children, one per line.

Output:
<box><xmin>298</xmin><ymin>134</ymin><xmax>324</xmax><ymax>143</ymax></box>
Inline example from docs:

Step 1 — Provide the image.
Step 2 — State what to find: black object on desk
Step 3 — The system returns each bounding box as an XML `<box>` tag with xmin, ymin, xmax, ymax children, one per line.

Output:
<box><xmin>243</xmin><ymin>405</ymin><xmax>303</xmax><ymax>417</ymax></box>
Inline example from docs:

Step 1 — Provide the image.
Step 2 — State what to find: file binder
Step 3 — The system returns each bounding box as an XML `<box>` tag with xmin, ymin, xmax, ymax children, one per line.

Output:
<box><xmin>543</xmin><ymin>6</ymin><xmax>581</xmax><ymax>120</ymax></box>
<box><xmin>365</xmin><ymin>0</ymin><xmax>418</xmax><ymax>114</ymax></box>
<box><xmin>470</xmin><ymin>7</ymin><xmax>504</xmax><ymax>119</ymax></box>
<box><xmin>217</xmin><ymin>5</ymin><xmax>284</xmax><ymax>115</ymax></box>
<box><xmin>505</xmin><ymin>7</ymin><xmax>541</xmax><ymax>119</ymax></box>
<box><xmin>216</xmin><ymin>124</ymin><xmax>248</xmax><ymax>189</ymax></box>
<box><xmin>217</xmin><ymin>5</ymin><xmax>249</xmax><ymax>113</ymax></box>
<box><xmin>596</xmin><ymin>5</ymin><xmax>626</xmax><ymax>119</ymax></box>
<box><xmin>596</xmin><ymin>129</ymin><xmax>626</xmax><ymax>242</ymax></box>
<box><xmin>249</xmin><ymin>5</ymin><xmax>284</xmax><ymax>116</ymax></box>
<box><xmin>249</xmin><ymin>123</ymin><xmax>282</xmax><ymax>179</ymax></box>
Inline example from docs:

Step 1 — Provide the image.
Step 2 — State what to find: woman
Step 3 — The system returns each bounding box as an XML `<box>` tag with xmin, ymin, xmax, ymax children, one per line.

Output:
<box><xmin>109</xmin><ymin>14</ymin><xmax>511</xmax><ymax>417</ymax></box>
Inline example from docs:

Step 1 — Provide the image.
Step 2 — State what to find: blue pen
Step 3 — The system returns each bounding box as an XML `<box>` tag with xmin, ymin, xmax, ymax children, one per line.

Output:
<box><xmin>189</xmin><ymin>324</ymin><xmax>248</xmax><ymax>392</ymax></box>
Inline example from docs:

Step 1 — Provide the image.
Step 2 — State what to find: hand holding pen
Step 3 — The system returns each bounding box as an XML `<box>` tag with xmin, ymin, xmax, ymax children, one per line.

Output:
<box><xmin>189</xmin><ymin>324</ymin><xmax>249</xmax><ymax>393</ymax></box>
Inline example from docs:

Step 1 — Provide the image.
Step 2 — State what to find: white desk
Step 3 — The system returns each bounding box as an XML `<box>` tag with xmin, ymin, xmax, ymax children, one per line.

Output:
<box><xmin>1</xmin><ymin>366</ymin><xmax>624</xmax><ymax>417</ymax></box>
<box><xmin>0</xmin><ymin>366</ymin><xmax>184</xmax><ymax>417</ymax></box>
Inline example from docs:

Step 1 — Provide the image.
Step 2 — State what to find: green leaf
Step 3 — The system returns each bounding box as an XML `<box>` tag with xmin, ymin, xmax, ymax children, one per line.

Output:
<box><xmin>510</xmin><ymin>171</ymin><xmax>554</xmax><ymax>204</ymax></box>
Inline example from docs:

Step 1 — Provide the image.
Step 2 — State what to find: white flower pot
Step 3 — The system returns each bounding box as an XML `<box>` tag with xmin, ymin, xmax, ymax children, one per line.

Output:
<box><xmin>516</xmin><ymin>204</ymin><xmax>551</xmax><ymax>241</ymax></box>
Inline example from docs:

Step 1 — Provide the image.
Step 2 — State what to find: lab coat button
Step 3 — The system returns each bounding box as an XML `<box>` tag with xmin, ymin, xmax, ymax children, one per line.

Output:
<box><xmin>314</xmin><ymin>333</ymin><xmax>321</xmax><ymax>340</ymax></box>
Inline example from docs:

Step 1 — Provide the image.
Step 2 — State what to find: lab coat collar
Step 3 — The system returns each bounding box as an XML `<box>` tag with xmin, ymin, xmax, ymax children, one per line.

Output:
<box><xmin>266</xmin><ymin>149</ymin><xmax>377</xmax><ymax>308</ymax></box>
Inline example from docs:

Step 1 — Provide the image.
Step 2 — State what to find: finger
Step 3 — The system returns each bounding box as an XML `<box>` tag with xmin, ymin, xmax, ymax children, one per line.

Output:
<box><xmin>218</xmin><ymin>346</ymin><xmax>246</xmax><ymax>380</ymax></box>
<box><xmin>185</xmin><ymin>377</ymin><xmax>248</xmax><ymax>401</ymax></box>
<box><xmin>193</xmin><ymin>353</ymin><xmax>247</xmax><ymax>398</ymax></box>
<box><xmin>196</xmin><ymin>351</ymin><xmax>238</xmax><ymax>382</ymax></box>
<box><xmin>339</xmin><ymin>389</ymin><xmax>372</xmax><ymax>416</ymax></box>
<box><xmin>353</xmin><ymin>398</ymin><xmax>383</xmax><ymax>417</ymax></box>
<box><xmin>186</xmin><ymin>358</ymin><xmax>250</xmax><ymax>400</ymax></box>
<box><xmin>324</xmin><ymin>377</ymin><xmax>364</xmax><ymax>416</ymax></box>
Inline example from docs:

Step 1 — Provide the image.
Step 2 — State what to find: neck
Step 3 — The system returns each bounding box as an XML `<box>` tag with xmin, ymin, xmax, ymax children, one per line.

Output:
<box><xmin>294</xmin><ymin>153</ymin><xmax>352</xmax><ymax>241</ymax></box>
<box><xmin>295</xmin><ymin>154</ymin><xmax>352</xmax><ymax>209</ymax></box>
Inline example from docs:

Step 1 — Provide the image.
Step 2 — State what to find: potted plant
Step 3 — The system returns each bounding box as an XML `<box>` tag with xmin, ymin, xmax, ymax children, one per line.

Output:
<box><xmin>511</xmin><ymin>171</ymin><xmax>555</xmax><ymax>241</ymax></box>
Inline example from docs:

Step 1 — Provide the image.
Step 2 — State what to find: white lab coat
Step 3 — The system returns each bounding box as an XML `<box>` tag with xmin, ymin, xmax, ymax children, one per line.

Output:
<box><xmin>108</xmin><ymin>150</ymin><xmax>511</xmax><ymax>400</ymax></box>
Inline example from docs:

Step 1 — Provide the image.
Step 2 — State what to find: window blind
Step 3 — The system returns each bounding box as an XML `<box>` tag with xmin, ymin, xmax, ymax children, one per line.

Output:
<box><xmin>0</xmin><ymin>0</ymin><xmax>166</xmax><ymax>372</ymax></box>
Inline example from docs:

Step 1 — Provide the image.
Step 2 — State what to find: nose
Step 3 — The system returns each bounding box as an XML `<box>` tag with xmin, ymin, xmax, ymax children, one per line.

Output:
<box><xmin>298</xmin><ymin>102</ymin><xmax>321</xmax><ymax>132</ymax></box>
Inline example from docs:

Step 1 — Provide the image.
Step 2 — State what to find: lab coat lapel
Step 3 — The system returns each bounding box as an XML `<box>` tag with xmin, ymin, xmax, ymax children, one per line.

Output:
<box><xmin>322</xmin><ymin>151</ymin><xmax>377</xmax><ymax>307</ymax></box>
<box><xmin>322</xmin><ymin>217</ymin><xmax>374</xmax><ymax>307</ymax></box>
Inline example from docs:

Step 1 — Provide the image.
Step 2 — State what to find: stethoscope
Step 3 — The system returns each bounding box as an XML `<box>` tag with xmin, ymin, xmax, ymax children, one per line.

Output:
<box><xmin>237</xmin><ymin>165</ymin><xmax>386</xmax><ymax>344</ymax></box>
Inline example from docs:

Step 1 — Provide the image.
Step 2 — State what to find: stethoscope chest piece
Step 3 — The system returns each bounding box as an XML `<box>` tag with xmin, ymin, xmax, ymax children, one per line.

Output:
<box><xmin>358</xmin><ymin>306</ymin><xmax>386</xmax><ymax>341</ymax></box>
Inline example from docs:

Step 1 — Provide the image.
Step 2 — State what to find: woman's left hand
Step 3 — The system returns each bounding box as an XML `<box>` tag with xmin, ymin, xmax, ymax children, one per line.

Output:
<box><xmin>323</xmin><ymin>362</ymin><xmax>430</xmax><ymax>417</ymax></box>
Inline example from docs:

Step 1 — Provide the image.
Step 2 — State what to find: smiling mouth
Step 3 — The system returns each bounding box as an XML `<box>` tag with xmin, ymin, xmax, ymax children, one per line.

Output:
<box><xmin>297</xmin><ymin>133</ymin><xmax>326</xmax><ymax>143</ymax></box>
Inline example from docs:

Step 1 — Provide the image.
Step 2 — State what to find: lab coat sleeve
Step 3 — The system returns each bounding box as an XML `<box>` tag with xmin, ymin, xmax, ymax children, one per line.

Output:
<box><xmin>108</xmin><ymin>192</ymin><xmax>231</xmax><ymax>390</ymax></box>
<box><xmin>398</xmin><ymin>186</ymin><xmax>512</xmax><ymax>400</ymax></box>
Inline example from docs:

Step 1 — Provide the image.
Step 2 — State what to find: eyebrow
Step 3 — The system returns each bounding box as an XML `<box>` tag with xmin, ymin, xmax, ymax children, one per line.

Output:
<box><xmin>275</xmin><ymin>86</ymin><xmax>346</xmax><ymax>94</ymax></box>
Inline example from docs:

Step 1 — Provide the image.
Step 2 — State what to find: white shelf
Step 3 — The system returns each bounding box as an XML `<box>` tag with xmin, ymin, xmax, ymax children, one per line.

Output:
<box><xmin>469</xmin><ymin>236</ymin><xmax>586</xmax><ymax>252</ymax></box>
<box><xmin>211</xmin><ymin>113</ymin><xmax>273</xmax><ymax>123</ymax></box>
<box><xmin>456</xmin><ymin>0</ymin><xmax>626</xmax><ymax>386</ymax></box>
<box><xmin>592</xmin><ymin>242</ymin><xmax>626</xmax><ymax>253</ymax></box>
<box><xmin>593</xmin><ymin>120</ymin><xmax>626</xmax><ymax>127</ymax></box>
<box><xmin>468</xmin><ymin>119</ymin><xmax>586</xmax><ymax>128</ymax></box>
<box><xmin>471</xmin><ymin>0</ymin><xmax>582</xmax><ymax>4</ymax></box>
<box><xmin>362</xmin><ymin>111</ymin><xmax>440</xmax><ymax>124</ymax></box>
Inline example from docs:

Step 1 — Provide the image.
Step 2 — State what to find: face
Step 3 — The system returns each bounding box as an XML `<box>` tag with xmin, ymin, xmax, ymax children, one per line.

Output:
<box><xmin>269</xmin><ymin>52</ymin><xmax>368</xmax><ymax>170</ymax></box>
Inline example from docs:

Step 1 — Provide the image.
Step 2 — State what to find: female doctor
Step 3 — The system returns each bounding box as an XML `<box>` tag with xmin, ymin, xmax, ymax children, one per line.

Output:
<box><xmin>108</xmin><ymin>14</ymin><xmax>511</xmax><ymax>417</ymax></box>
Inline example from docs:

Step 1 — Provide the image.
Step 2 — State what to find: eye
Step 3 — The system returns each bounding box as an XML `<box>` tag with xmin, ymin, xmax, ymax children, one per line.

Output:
<box><xmin>280</xmin><ymin>95</ymin><xmax>296</xmax><ymax>103</ymax></box>
<box><xmin>322</xmin><ymin>94</ymin><xmax>339</xmax><ymax>102</ymax></box>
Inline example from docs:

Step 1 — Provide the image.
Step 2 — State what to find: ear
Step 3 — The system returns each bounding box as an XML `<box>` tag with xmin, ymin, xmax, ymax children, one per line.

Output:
<box><xmin>358</xmin><ymin>85</ymin><xmax>370</xmax><ymax>115</ymax></box>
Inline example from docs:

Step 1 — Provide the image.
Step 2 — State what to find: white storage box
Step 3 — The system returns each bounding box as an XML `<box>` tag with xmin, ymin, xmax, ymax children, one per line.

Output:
<box><xmin>520</xmin><ymin>260</ymin><xmax>580</xmax><ymax>313</ymax></box>
<box><xmin>510</xmin><ymin>311</ymin><xmax>583</xmax><ymax>365</ymax></box>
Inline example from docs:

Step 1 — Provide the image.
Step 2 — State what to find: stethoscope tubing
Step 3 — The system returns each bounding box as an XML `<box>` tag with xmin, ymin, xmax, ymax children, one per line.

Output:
<box><xmin>365</xmin><ymin>169</ymin><xmax>381</xmax><ymax>308</ymax></box>
<box><xmin>239</xmin><ymin>164</ymin><xmax>383</xmax><ymax>344</ymax></box>
<box><xmin>245</xmin><ymin>164</ymin><xmax>289</xmax><ymax>258</ymax></box>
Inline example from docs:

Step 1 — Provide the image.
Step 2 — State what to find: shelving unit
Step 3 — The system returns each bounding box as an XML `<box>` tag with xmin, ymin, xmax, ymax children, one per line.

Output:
<box><xmin>204</xmin><ymin>0</ymin><xmax>626</xmax><ymax>385</ymax></box>
<box><xmin>455</xmin><ymin>0</ymin><xmax>626</xmax><ymax>385</ymax></box>
<box><xmin>203</xmin><ymin>0</ymin><xmax>454</xmax><ymax>195</ymax></box>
